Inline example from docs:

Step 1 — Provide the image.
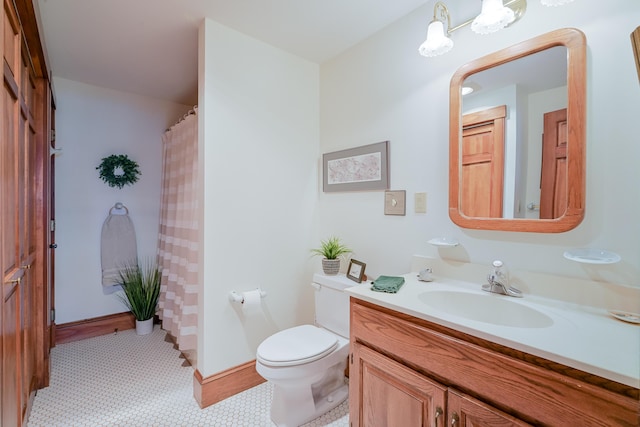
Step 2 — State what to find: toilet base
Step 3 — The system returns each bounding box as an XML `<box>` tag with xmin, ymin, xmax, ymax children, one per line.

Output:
<box><xmin>269</xmin><ymin>361</ymin><xmax>348</xmax><ymax>427</ymax></box>
<box><xmin>271</xmin><ymin>381</ymin><xmax>348</xmax><ymax>427</ymax></box>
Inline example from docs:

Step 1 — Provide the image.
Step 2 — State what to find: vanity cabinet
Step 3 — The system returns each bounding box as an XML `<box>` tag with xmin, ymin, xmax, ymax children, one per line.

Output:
<box><xmin>349</xmin><ymin>299</ymin><xmax>639</xmax><ymax>427</ymax></box>
<box><xmin>353</xmin><ymin>342</ymin><xmax>527</xmax><ymax>426</ymax></box>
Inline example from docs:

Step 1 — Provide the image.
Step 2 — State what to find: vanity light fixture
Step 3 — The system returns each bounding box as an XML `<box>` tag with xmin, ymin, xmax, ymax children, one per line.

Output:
<box><xmin>418</xmin><ymin>2</ymin><xmax>454</xmax><ymax>57</ymax></box>
<box><xmin>471</xmin><ymin>0</ymin><xmax>515</xmax><ymax>35</ymax></box>
<box><xmin>419</xmin><ymin>0</ymin><xmax>578</xmax><ymax>58</ymax></box>
<box><xmin>418</xmin><ymin>0</ymin><xmax>527</xmax><ymax>57</ymax></box>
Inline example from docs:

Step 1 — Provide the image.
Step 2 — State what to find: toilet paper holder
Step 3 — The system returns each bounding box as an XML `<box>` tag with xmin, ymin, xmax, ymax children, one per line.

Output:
<box><xmin>228</xmin><ymin>288</ymin><xmax>267</xmax><ymax>304</ymax></box>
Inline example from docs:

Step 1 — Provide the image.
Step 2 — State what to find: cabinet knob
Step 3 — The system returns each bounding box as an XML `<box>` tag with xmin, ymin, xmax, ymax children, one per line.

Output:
<box><xmin>451</xmin><ymin>413</ymin><xmax>459</xmax><ymax>426</ymax></box>
<box><xmin>435</xmin><ymin>407</ymin><xmax>443</xmax><ymax>425</ymax></box>
<box><xmin>49</xmin><ymin>243</ymin><xmax>57</xmax><ymax>249</ymax></box>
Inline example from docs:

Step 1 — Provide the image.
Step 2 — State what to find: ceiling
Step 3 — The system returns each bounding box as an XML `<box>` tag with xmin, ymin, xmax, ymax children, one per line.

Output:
<box><xmin>36</xmin><ymin>0</ymin><xmax>430</xmax><ymax>106</ymax></box>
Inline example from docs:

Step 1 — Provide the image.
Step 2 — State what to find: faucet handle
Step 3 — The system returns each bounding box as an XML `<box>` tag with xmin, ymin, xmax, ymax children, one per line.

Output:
<box><xmin>490</xmin><ymin>260</ymin><xmax>508</xmax><ymax>285</ymax></box>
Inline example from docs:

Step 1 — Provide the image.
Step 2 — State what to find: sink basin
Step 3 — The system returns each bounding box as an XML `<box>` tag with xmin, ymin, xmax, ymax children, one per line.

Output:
<box><xmin>418</xmin><ymin>290</ymin><xmax>554</xmax><ymax>328</ymax></box>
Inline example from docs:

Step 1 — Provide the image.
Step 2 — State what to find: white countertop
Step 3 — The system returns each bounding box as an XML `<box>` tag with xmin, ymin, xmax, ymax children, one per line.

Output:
<box><xmin>346</xmin><ymin>273</ymin><xmax>640</xmax><ymax>389</ymax></box>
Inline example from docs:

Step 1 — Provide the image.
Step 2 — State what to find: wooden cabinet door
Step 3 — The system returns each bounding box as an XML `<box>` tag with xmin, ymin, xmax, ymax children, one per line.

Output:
<box><xmin>448</xmin><ymin>389</ymin><xmax>531</xmax><ymax>427</ymax></box>
<box><xmin>351</xmin><ymin>343</ymin><xmax>447</xmax><ymax>427</ymax></box>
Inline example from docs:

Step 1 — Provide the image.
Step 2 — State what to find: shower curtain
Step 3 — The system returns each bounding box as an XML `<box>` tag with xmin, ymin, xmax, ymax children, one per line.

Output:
<box><xmin>157</xmin><ymin>107</ymin><xmax>198</xmax><ymax>351</ymax></box>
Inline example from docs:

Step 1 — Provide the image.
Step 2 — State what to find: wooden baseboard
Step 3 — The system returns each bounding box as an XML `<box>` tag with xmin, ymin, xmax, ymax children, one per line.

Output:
<box><xmin>55</xmin><ymin>312</ymin><xmax>135</xmax><ymax>344</ymax></box>
<box><xmin>193</xmin><ymin>360</ymin><xmax>266</xmax><ymax>408</ymax></box>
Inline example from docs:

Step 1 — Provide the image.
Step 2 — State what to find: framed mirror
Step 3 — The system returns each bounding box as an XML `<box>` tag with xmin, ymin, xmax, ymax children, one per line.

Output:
<box><xmin>449</xmin><ymin>28</ymin><xmax>586</xmax><ymax>233</ymax></box>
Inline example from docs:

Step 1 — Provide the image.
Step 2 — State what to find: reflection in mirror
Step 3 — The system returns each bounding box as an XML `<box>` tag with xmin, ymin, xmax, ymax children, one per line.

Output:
<box><xmin>461</xmin><ymin>46</ymin><xmax>567</xmax><ymax>220</ymax></box>
<box><xmin>449</xmin><ymin>28</ymin><xmax>586</xmax><ymax>233</ymax></box>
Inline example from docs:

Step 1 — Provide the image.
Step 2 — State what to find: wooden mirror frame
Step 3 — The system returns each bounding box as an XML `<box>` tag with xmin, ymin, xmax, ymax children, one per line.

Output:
<box><xmin>449</xmin><ymin>28</ymin><xmax>586</xmax><ymax>233</ymax></box>
<box><xmin>632</xmin><ymin>26</ymin><xmax>640</xmax><ymax>82</ymax></box>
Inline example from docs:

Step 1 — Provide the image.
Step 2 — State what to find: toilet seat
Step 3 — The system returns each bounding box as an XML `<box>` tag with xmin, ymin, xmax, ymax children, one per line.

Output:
<box><xmin>257</xmin><ymin>325</ymin><xmax>338</xmax><ymax>367</ymax></box>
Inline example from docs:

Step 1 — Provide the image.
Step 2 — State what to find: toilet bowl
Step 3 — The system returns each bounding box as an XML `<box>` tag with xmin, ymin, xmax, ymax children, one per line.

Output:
<box><xmin>256</xmin><ymin>274</ymin><xmax>352</xmax><ymax>427</ymax></box>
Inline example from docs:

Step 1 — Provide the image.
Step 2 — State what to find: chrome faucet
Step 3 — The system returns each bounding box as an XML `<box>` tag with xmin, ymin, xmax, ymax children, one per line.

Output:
<box><xmin>481</xmin><ymin>260</ymin><xmax>523</xmax><ymax>298</ymax></box>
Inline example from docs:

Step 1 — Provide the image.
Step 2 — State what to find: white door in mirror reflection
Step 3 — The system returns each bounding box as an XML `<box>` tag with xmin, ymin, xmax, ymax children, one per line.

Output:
<box><xmin>461</xmin><ymin>105</ymin><xmax>506</xmax><ymax>218</ymax></box>
<box><xmin>540</xmin><ymin>108</ymin><xmax>567</xmax><ymax>219</ymax></box>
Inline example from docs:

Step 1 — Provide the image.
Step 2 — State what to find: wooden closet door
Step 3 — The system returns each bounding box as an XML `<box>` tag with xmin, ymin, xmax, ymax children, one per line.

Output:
<box><xmin>2</xmin><ymin>0</ymin><xmax>53</xmax><ymax>423</ymax></box>
<box><xmin>19</xmin><ymin>49</ymin><xmax>39</xmax><ymax>419</ymax></box>
<box><xmin>2</xmin><ymin>0</ymin><xmax>25</xmax><ymax>424</ymax></box>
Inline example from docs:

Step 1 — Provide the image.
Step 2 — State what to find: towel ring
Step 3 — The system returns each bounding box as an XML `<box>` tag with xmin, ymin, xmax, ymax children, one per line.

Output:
<box><xmin>109</xmin><ymin>202</ymin><xmax>129</xmax><ymax>214</ymax></box>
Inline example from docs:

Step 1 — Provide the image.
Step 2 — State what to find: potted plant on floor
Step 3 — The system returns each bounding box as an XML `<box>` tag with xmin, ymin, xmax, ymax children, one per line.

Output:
<box><xmin>311</xmin><ymin>236</ymin><xmax>352</xmax><ymax>275</ymax></box>
<box><xmin>118</xmin><ymin>259</ymin><xmax>161</xmax><ymax>335</ymax></box>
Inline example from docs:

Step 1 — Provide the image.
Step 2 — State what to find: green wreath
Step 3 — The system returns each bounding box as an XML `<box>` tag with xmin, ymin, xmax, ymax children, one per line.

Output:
<box><xmin>96</xmin><ymin>154</ymin><xmax>141</xmax><ymax>189</ymax></box>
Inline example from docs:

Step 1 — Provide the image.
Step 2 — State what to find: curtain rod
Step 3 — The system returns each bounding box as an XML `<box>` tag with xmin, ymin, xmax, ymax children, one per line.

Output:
<box><xmin>165</xmin><ymin>105</ymin><xmax>197</xmax><ymax>132</ymax></box>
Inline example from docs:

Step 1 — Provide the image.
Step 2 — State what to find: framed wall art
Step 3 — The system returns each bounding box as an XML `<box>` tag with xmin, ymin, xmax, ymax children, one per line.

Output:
<box><xmin>323</xmin><ymin>141</ymin><xmax>389</xmax><ymax>192</ymax></box>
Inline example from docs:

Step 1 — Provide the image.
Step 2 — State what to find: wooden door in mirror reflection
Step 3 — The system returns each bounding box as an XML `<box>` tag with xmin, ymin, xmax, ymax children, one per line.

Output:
<box><xmin>461</xmin><ymin>106</ymin><xmax>506</xmax><ymax>218</ymax></box>
<box><xmin>540</xmin><ymin>108</ymin><xmax>567</xmax><ymax>219</ymax></box>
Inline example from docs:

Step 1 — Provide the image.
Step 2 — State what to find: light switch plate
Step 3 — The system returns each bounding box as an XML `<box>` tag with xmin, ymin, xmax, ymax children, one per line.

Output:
<box><xmin>384</xmin><ymin>190</ymin><xmax>406</xmax><ymax>216</ymax></box>
<box><xmin>415</xmin><ymin>192</ymin><xmax>427</xmax><ymax>214</ymax></box>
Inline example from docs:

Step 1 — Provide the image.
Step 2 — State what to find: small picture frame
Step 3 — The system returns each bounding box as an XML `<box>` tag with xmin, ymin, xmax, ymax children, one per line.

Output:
<box><xmin>347</xmin><ymin>259</ymin><xmax>366</xmax><ymax>283</ymax></box>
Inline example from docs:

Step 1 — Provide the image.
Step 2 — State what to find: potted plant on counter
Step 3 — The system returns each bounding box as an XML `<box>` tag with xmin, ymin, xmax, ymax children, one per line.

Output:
<box><xmin>118</xmin><ymin>260</ymin><xmax>161</xmax><ymax>335</ymax></box>
<box><xmin>311</xmin><ymin>236</ymin><xmax>352</xmax><ymax>275</ymax></box>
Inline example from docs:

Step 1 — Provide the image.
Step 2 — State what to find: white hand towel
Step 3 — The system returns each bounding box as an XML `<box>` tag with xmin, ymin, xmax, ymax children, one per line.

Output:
<box><xmin>101</xmin><ymin>213</ymin><xmax>138</xmax><ymax>287</ymax></box>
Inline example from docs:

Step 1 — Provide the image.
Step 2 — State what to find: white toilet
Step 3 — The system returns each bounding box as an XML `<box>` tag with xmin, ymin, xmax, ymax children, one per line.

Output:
<box><xmin>256</xmin><ymin>273</ymin><xmax>352</xmax><ymax>427</ymax></box>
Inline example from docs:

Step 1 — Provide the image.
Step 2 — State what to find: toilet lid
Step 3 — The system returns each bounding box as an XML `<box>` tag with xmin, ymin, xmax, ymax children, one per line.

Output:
<box><xmin>257</xmin><ymin>325</ymin><xmax>338</xmax><ymax>367</ymax></box>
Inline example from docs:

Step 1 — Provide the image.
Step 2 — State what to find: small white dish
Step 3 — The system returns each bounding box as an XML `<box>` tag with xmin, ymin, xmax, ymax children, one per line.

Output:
<box><xmin>417</xmin><ymin>268</ymin><xmax>433</xmax><ymax>282</ymax></box>
<box><xmin>563</xmin><ymin>248</ymin><xmax>621</xmax><ymax>264</ymax></box>
<box><xmin>428</xmin><ymin>237</ymin><xmax>459</xmax><ymax>247</ymax></box>
<box><xmin>609</xmin><ymin>310</ymin><xmax>640</xmax><ymax>324</ymax></box>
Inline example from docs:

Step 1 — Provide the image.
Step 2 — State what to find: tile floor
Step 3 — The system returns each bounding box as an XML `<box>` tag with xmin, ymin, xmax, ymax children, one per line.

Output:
<box><xmin>28</xmin><ymin>326</ymin><xmax>349</xmax><ymax>427</ymax></box>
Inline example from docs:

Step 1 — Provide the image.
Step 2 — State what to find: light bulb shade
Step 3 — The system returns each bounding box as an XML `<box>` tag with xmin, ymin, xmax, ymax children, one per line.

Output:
<box><xmin>471</xmin><ymin>0</ymin><xmax>515</xmax><ymax>35</ymax></box>
<box><xmin>418</xmin><ymin>20</ymin><xmax>454</xmax><ymax>57</ymax></box>
<box><xmin>541</xmin><ymin>0</ymin><xmax>575</xmax><ymax>6</ymax></box>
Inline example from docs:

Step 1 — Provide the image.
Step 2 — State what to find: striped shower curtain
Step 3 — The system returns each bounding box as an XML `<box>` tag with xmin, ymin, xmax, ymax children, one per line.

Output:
<box><xmin>157</xmin><ymin>107</ymin><xmax>198</xmax><ymax>351</ymax></box>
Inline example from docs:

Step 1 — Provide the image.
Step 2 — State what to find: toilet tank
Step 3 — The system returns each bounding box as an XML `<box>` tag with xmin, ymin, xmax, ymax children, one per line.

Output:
<box><xmin>312</xmin><ymin>273</ymin><xmax>353</xmax><ymax>338</ymax></box>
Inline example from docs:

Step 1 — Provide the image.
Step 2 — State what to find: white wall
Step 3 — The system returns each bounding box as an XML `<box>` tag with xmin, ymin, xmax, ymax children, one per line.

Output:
<box><xmin>53</xmin><ymin>0</ymin><xmax>640</xmax><ymax>384</ymax></box>
<box><xmin>319</xmin><ymin>0</ymin><xmax>640</xmax><ymax>286</ymax></box>
<box><xmin>54</xmin><ymin>77</ymin><xmax>190</xmax><ymax>324</ymax></box>
<box><xmin>197</xmin><ymin>19</ymin><xmax>319</xmax><ymax>377</ymax></box>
